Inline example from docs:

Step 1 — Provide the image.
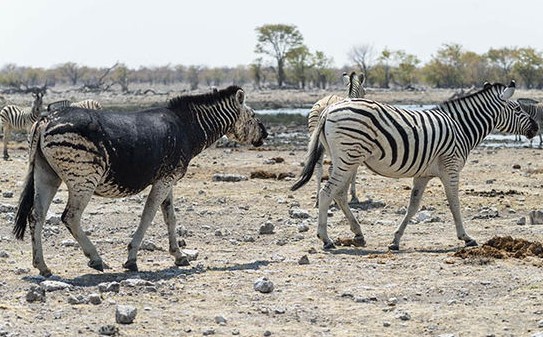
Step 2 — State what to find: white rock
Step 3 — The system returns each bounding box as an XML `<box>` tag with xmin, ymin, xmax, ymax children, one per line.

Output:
<box><xmin>116</xmin><ymin>304</ymin><xmax>137</xmax><ymax>324</ymax></box>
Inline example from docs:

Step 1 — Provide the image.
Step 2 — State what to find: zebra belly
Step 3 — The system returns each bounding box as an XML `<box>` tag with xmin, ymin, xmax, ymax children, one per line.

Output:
<box><xmin>363</xmin><ymin>155</ymin><xmax>439</xmax><ymax>179</ymax></box>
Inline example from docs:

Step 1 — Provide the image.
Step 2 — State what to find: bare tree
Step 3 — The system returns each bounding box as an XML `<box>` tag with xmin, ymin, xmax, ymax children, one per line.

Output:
<box><xmin>348</xmin><ymin>44</ymin><xmax>375</xmax><ymax>80</ymax></box>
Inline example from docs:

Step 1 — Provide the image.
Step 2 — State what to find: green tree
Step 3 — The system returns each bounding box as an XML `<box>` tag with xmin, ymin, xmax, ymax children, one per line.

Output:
<box><xmin>422</xmin><ymin>43</ymin><xmax>464</xmax><ymax>88</ymax></box>
<box><xmin>286</xmin><ymin>45</ymin><xmax>312</xmax><ymax>89</ymax></box>
<box><xmin>255</xmin><ymin>24</ymin><xmax>304</xmax><ymax>87</ymax></box>
<box><xmin>312</xmin><ymin>51</ymin><xmax>334</xmax><ymax>89</ymax></box>
<box><xmin>392</xmin><ymin>51</ymin><xmax>420</xmax><ymax>88</ymax></box>
<box><xmin>58</xmin><ymin>62</ymin><xmax>82</xmax><ymax>86</ymax></box>
<box><xmin>486</xmin><ymin>47</ymin><xmax>518</xmax><ymax>82</ymax></box>
<box><xmin>513</xmin><ymin>47</ymin><xmax>543</xmax><ymax>88</ymax></box>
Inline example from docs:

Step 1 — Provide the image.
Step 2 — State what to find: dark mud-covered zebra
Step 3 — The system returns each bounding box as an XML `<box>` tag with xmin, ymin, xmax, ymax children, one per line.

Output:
<box><xmin>45</xmin><ymin>99</ymin><xmax>102</xmax><ymax>115</ymax></box>
<box><xmin>308</xmin><ymin>71</ymin><xmax>366</xmax><ymax>205</ymax></box>
<box><xmin>13</xmin><ymin>85</ymin><xmax>268</xmax><ymax>277</ymax></box>
<box><xmin>0</xmin><ymin>92</ymin><xmax>44</xmax><ymax>160</ymax></box>
<box><xmin>292</xmin><ymin>81</ymin><xmax>538</xmax><ymax>250</ymax></box>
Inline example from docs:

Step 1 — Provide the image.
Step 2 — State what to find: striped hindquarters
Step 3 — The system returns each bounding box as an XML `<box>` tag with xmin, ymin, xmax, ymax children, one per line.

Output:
<box><xmin>0</xmin><ymin>106</ymin><xmax>38</xmax><ymax>130</ymax></box>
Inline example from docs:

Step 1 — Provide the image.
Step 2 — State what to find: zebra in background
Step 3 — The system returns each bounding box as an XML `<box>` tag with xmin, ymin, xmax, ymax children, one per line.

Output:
<box><xmin>292</xmin><ymin>81</ymin><xmax>538</xmax><ymax>251</ymax></box>
<box><xmin>45</xmin><ymin>99</ymin><xmax>102</xmax><ymax>115</ymax></box>
<box><xmin>1</xmin><ymin>91</ymin><xmax>44</xmax><ymax>160</ymax></box>
<box><xmin>308</xmin><ymin>71</ymin><xmax>366</xmax><ymax>205</ymax></box>
<box><xmin>516</xmin><ymin>98</ymin><xmax>543</xmax><ymax>146</ymax></box>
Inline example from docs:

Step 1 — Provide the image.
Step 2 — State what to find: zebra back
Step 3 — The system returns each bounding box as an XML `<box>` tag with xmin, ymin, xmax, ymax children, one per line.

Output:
<box><xmin>71</xmin><ymin>99</ymin><xmax>102</xmax><ymax>110</ymax></box>
<box><xmin>518</xmin><ymin>98</ymin><xmax>543</xmax><ymax>127</ymax></box>
<box><xmin>307</xmin><ymin>71</ymin><xmax>366</xmax><ymax>133</ymax></box>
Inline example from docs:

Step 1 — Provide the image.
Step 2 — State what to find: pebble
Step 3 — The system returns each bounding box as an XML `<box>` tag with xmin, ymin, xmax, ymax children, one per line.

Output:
<box><xmin>40</xmin><ymin>280</ymin><xmax>72</xmax><ymax>292</ymax></box>
<box><xmin>120</xmin><ymin>279</ymin><xmax>156</xmax><ymax>287</ymax></box>
<box><xmin>529</xmin><ymin>210</ymin><xmax>543</xmax><ymax>225</ymax></box>
<box><xmin>98</xmin><ymin>324</ymin><xmax>118</xmax><ymax>336</ymax></box>
<box><xmin>2</xmin><ymin>191</ymin><xmax>13</xmax><ymax>198</ymax></box>
<box><xmin>181</xmin><ymin>249</ymin><xmax>199</xmax><ymax>261</ymax></box>
<box><xmin>0</xmin><ymin>204</ymin><xmax>16</xmax><ymax>213</ymax></box>
<box><xmin>288</xmin><ymin>208</ymin><xmax>310</xmax><ymax>219</ymax></box>
<box><xmin>115</xmin><ymin>304</ymin><xmax>137</xmax><ymax>324</ymax></box>
<box><xmin>202</xmin><ymin>328</ymin><xmax>216</xmax><ymax>335</ymax></box>
<box><xmin>395</xmin><ymin>311</ymin><xmax>411</xmax><ymax>321</ymax></box>
<box><xmin>298</xmin><ymin>255</ymin><xmax>310</xmax><ymax>265</ymax></box>
<box><xmin>214</xmin><ymin>315</ymin><xmax>227</xmax><ymax>325</ymax></box>
<box><xmin>297</xmin><ymin>222</ymin><xmax>310</xmax><ymax>232</ymax></box>
<box><xmin>259</xmin><ymin>221</ymin><xmax>275</xmax><ymax>235</ymax></box>
<box><xmin>89</xmin><ymin>293</ymin><xmax>102</xmax><ymax>305</ymax></box>
<box><xmin>0</xmin><ymin>251</ymin><xmax>9</xmax><ymax>258</ymax></box>
<box><xmin>26</xmin><ymin>285</ymin><xmax>46</xmax><ymax>303</ymax></box>
<box><xmin>98</xmin><ymin>281</ymin><xmax>120</xmax><ymax>293</ymax></box>
<box><xmin>140</xmin><ymin>240</ymin><xmax>161</xmax><ymax>251</ymax></box>
<box><xmin>254</xmin><ymin>277</ymin><xmax>274</xmax><ymax>293</ymax></box>
<box><xmin>67</xmin><ymin>294</ymin><xmax>87</xmax><ymax>305</ymax></box>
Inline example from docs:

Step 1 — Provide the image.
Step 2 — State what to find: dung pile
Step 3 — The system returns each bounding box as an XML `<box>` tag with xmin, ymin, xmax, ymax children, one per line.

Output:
<box><xmin>454</xmin><ymin>236</ymin><xmax>543</xmax><ymax>259</ymax></box>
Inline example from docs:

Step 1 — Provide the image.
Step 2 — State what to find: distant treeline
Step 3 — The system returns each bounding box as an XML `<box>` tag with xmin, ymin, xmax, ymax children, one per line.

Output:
<box><xmin>1</xmin><ymin>44</ymin><xmax>543</xmax><ymax>93</ymax></box>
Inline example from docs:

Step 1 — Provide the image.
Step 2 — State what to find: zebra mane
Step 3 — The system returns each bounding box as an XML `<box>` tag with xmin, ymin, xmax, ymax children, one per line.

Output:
<box><xmin>441</xmin><ymin>82</ymin><xmax>507</xmax><ymax>107</ymax></box>
<box><xmin>167</xmin><ymin>86</ymin><xmax>242</xmax><ymax>119</ymax></box>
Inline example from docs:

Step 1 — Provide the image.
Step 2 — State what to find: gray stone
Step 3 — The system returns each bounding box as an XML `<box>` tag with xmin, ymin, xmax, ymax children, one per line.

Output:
<box><xmin>98</xmin><ymin>324</ymin><xmax>118</xmax><ymax>336</ymax></box>
<box><xmin>0</xmin><ymin>251</ymin><xmax>9</xmax><ymax>258</ymax></box>
<box><xmin>298</xmin><ymin>255</ymin><xmax>310</xmax><ymax>265</ymax></box>
<box><xmin>2</xmin><ymin>191</ymin><xmax>13</xmax><ymax>198</ymax></box>
<box><xmin>40</xmin><ymin>280</ymin><xmax>72</xmax><ymax>292</ymax></box>
<box><xmin>115</xmin><ymin>304</ymin><xmax>137</xmax><ymax>324</ymax></box>
<box><xmin>0</xmin><ymin>204</ymin><xmax>15</xmax><ymax>213</ymax></box>
<box><xmin>98</xmin><ymin>281</ymin><xmax>120</xmax><ymax>293</ymax></box>
<box><xmin>181</xmin><ymin>249</ymin><xmax>199</xmax><ymax>261</ymax></box>
<box><xmin>214</xmin><ymin>315</ymin><xmax>227</xmax><ymax>325</ymax></box>
<box><xmin>89</xmin><ymin>293</ymin><xmax>102</xmax><ymax>305</ymax></box>
<box><xmin>289</xmin><ymin>208</ymin><xmax>310</xmax><ymax>219</ymax></box>
<box><xmin>67</xmin><ymin>294</ymin><xmax>87</xmax><ymax>305</ymax></box>
<box><xmin>259</xmin><ymin>221</ymin><xmax>275</xmax><ymax>235</ymax></box>
<box><xmin>26</xmin><ymin>285</ymin><xmax>46</xmax><ymax>303</ymax></box>
<box><xmin>254</xmin><ymin>277</ymin><xmax>274</xmax><ymax>293</ymax></box>
<box><xmin>120</xmin><ymin>279</ymin><xmax>156</xmax><ymax>287</ymax></box>
<box><xmin>529</xmin><ymin>210</ymin><xmax>543</xmax><ymax>225</ymax></box>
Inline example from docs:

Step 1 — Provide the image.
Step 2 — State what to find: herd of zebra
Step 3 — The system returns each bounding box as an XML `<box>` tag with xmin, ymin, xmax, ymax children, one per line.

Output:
<box><xmin>0</xmin><ymin>94</ymin><xmax>102</xmax><ymax>160</ymax></box>
<box><xmin>2</xmin><ymin>76</ymin><xmax>543</xmax><ymax>276</ymax></box>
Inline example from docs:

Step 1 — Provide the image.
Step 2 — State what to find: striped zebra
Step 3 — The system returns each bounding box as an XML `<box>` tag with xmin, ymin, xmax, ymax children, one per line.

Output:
<box><xmin>291</xmin><ymin>81</ymin><xmax>538</xmax><ymax>250</ymax></box>
<box><xmin>0</xmin><ymin>92</ymin><xmax>44</xmax><ymax>160</ymax></box>
<box><xmin>13</xmin><ymin>85</ymin><xmax>267</xmax><ymax>276</ymax></box>
<box><xmin>46</xmin><ymin>98</ymin><xmax>102</xmax><ymax>114</ymax></box>
<box><xmin>517</xmin><ymin>98</ymin><xmax>543</xmax><ymax>146</ymax></box>
<box><xmin>309</xmin><ymin>71</ymin><xmax>366</xmax><ymax>205</ymax></box>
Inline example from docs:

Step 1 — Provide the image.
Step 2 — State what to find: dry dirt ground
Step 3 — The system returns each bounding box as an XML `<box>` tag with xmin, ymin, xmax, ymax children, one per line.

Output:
<box><xmin>2</xmin><ymin>136</ymin><xmax>543</xmax><ymax>336</ymax></box>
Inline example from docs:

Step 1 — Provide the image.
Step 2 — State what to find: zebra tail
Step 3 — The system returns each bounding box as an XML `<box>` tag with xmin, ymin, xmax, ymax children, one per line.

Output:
<box><xmin>13</xmin><ymin>124</ymin><xmax>40</xmax><ymax>240</ymax></box>
<box><xmin>291</xmin><ymin>123</ymin><xmax>325</xmax><ymax>191</ymax></box>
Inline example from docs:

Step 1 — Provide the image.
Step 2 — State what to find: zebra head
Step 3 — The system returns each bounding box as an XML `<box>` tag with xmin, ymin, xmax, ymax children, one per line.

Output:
<box><xmin>495</xmin><ymin>99</ymin><xmax>539</xmax><ymax>139</ymax></box>
<box><xmin>31</xmin><ymin>91</ymin><xmax>44</xmax><ymax>115</ymax></box>
<box><xmin>225</xmin><ymin>89</ymin><xmax>268</xmax><ymax>147</ymax></box>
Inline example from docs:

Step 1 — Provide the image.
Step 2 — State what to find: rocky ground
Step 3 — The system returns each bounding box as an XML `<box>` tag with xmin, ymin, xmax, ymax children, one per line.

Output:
<box><xmin>1</xmin><ymin>133</ymin><xmax>543</xmax><ymax>336</ymax></box>
<box><xmin>2</xmin><ymin>87</ymin><xmax>543</xmax><ymax>336</ymax></box>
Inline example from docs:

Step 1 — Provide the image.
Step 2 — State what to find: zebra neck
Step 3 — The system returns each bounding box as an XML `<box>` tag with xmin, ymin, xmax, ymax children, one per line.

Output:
<box><xmin>193</xmin><ymin>104</ymin><xmax>237</xmax><ymax>150</ymax></box>
<box><xmin>440</xmin><ymin>98</ymin><xmax>497</xmax><ymax>150</ymax></box>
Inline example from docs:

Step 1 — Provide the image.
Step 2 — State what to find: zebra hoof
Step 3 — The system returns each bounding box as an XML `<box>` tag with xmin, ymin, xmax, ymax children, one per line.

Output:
<box><xmin>353</xmin><ymin>235</ymin><xmax>366</xmax><ymax>247</ymax></box>
<box><xmin>323</xmin><ymin>241</ymin><xmax>336</xmax><ymax>250</ymax></box>
<box><xmin>465</xmin><ymin>239</ymin><xmax>478</xmax><ymax>247</ymax></box>
<box><xmin>122</xmin><ymin>260</ymin><xmax>139</xmax><ymax>272</ymax></box>
<box><xmin>39</xmin><ymin>269</ymin><xmax>53</xmax><ymax>278</ymax></box>
<box><xmin>175</xmin><ymin>256</ymin><xmax>190</xmax><ymax>267</ymax></box>
<box><xmin>88</xmin><ymin>259</ymin><xmax>105</xmax><ymax>272</ymax></box>
<box><xmin>388</xmin><ymin>243</ymin><xmax>400</xmax><ymax>251</ymax></box>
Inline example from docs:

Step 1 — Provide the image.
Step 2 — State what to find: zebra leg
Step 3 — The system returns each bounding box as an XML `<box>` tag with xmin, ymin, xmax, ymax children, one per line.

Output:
<box><xmin>161</xmin><ymin>191</ymin><xmax>189</xmax><ymax>267</ymax></box>
<box><xmin>313</xmin><ymin>151</ymin><xmax>324</xmax><ymax>208</ymax></box>
<box><xmin>62</xmin><ymin>189</ymin><xmax>106</xmax><ymax>272</ymax></box>
<box><xmin>124</xmin><ymin>181</ymin><xmax>173</xmax><ymax>272</ymax></box>
<box><xmin>333</xmin><ymin>176</ymin><xmax>365</xmax><ymax>247</ymax></box>
<box><xmin>29</xmin><ymin>158</ymin><xmax>62</xmax><ymax>277</ymax></box>
<box><xmin>348</xmin><ymin>172</ymin><xmax>359</xmax><ymax>204</ymax></box>
<box><xmin>389</xmin><ymin>177</ymin><xmax>431</xmax><ymax>251</ymax></box>
<box><xmin>3</xmin><ymin>125</ymin><xmax>10</xmax><ymax>160</ymax></box>
<box><xmin>441</xmin><ymin>175</ymin><xmax>477</xmax><ymax>247</ymax></box>
<box><xmin>318</xmin><ymin>167</ymin><xmax>358</xmax><ymax>249</ymax></box>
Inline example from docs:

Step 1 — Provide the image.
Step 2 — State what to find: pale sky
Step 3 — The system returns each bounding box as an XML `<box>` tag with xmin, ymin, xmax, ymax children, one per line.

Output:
<box><xmin>1</xmin><ymin>0</ymin><xmax>541</xmax><ymax>69</ymax></box>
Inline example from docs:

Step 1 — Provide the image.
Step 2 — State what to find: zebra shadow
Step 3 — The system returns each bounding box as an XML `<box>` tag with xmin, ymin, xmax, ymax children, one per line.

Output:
<box><xmin>21</xmin><ymin>260</ymin><xmax>271</xmax><ymax>287</ymax></box>
<box><xmin>327</xmin><ymin>246</ymin><xmax>459</xmax><ymax>256</ymax></box>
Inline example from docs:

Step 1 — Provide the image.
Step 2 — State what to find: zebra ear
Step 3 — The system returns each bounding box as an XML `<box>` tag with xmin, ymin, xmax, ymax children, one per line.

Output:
<box><xmin>342</xmin><ymin>72</ymin><xmax>350</xmax><ymax>86</ymax></box>
<box><xmin>235</xmin><ymin>89</ymin><xmax>245</xmax><ymax>105</ymax></box>
<box><xmin>500</xmin><ymin>84</ymin><xmax>515</xmax><ymax>100</ymax></box>
<box><xmin>483</xmin><ymin>82</ymin><xmax>492</xmax><ymax>90</ymax></box>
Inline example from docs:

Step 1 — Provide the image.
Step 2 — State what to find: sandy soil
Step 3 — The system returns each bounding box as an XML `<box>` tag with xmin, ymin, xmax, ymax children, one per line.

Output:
<box><xmin>1</xmin><ymin>134</ymin><xmax>543</xmax><ymax>336</ymax></box>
